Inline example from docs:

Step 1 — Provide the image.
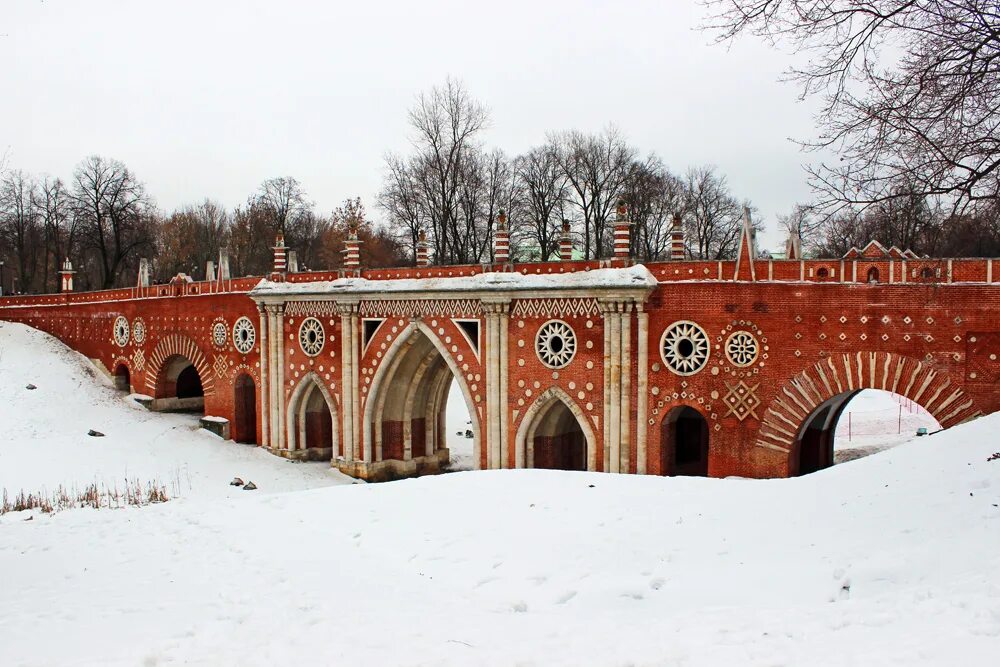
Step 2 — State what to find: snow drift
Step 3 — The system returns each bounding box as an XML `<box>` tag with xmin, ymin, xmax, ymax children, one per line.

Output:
<box><xmin>0</xmin><ymin>321</ymin><xmax>998</xmax><ymax>666</ymax></box>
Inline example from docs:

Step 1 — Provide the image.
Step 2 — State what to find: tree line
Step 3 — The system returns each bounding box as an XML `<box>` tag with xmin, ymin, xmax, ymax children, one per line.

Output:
<box><xmin>706</xmin><ymin>0</ymin><xmax>1000</xmax><ymax>258</ymax></box>
<box><xmin>378</xmin><ymin>78</ymin><xmax>759</xmax><ymax>264</ymax></box>
<box><xmin>0</xmin><ymin>157</ymin><xmax>404</xmax><ymax>294</ymax></box>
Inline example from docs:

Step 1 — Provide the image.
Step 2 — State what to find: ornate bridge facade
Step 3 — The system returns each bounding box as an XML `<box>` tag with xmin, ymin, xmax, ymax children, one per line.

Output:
<box><xmin>3</xmin><ymin>216</ymin><xmax>1000</xmax><ymax>481</ymax></box>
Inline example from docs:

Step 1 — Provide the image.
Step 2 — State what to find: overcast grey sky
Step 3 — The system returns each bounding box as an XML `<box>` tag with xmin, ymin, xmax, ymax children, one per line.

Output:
<box><xmin>1</xmin><ymin>0</ymin><xmax>824</xmax><ymax>250</ymax></box>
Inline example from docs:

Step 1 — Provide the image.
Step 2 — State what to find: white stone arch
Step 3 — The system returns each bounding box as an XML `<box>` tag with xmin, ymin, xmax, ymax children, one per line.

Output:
<box><xmin>515</xmin><ymin>386</ymin><xmax>598</xmax><ymax>471</ymax></box>
<box><xmin>286</xmin><ymin>371</ymin><xmax>340</xmax><ymax>456</ymax></box>
<box><xmin>362</xmin><ymin>320</ymin><xmax>481</xmax><ymax>466</ymax></box>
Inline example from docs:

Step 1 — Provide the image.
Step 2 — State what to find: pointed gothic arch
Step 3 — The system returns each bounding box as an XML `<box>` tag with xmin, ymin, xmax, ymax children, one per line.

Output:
<box><xmin>362</xmin><ymin>320</ymin><xmax>481</xmax><ymax>467</ymax></box>
<box><xmin>286</xmin><ymin>372</ymin><xmax>340</xmax><ymax>458</ymax></box>
<box><xmin>515</xmin><ymin>386</ymin><xmax>598</xmax><ymax>471</ymax></box>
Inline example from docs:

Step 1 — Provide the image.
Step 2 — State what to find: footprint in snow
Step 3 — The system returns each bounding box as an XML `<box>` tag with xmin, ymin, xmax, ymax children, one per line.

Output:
<box><xmin>649</xmin><ymin>577</ymin><xmax>665</xmax><ymax>590</ymax></box>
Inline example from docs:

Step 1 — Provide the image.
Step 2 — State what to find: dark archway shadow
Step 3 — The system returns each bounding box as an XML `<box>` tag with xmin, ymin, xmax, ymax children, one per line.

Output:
<box><xmin>661</xmin><ymin>406</ymin><xmax>709</xmax><ymax>476</ymax></box>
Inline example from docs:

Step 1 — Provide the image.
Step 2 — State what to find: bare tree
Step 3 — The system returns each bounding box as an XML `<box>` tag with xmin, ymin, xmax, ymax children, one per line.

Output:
<box><xmin>682</xmin><ymin>166</ymin><xmax>750</xmax><ymax>259</ymax></box>
<box><xmin>154</xmin><ymin>200</ymin><xmax>231</xmax><ymax>281</ymax></box>
<box><xmin>514</xmin><ymin>143</ymin><xmax>567</xmax><ymax>261</ymax></box>
<box><xmin>37</xmin><ymin>177</ymin><xmax>74</xmax><ymax>292</ymax></box>
<box><xmin>255</xmin><ymin>176</ymin><xmax>312</xmax><ymax>238</ymax></box>
<box><xmin>777</xmin><ymin>203</ymin><xmax>824</xmax><ymax>251</ymax></box>
<box><xmin>229</xmin><ymin>198</ymin><xmax>273</xmax><ymax>277</ymax></box>
<box><xmin>459</xmin><ymin>148</ymin><xmax>515</xmax><ymax>263</ymax></box>
<box><xmin>71</xmin><ymin>156</ymin><xmax>153</xmax><ymax>289</ymax></box>
<box><xmin>379</xmin><ymin>154</ymin><xmax>426</xmax><ymax>263</ymax></box>
<box><xmin>553</xmin><ymin>128</ymin><xmax>637</xmax><ymax>259</ymax></box>
<box><xmin>407</xmin><ymin>78</ymin><xmax>490</xmax><ymax>264</ymax></box>
<box><xmin>0</xmin><ymin>170</ymin><xmax>40</xmax><ymax>292</ymax></box>
<box><xmin>623</xmin><ymin>156</ymin><xmax>685</xmax><ymax>260</ymax></box>
<box><xmin>704</xmin><ymin>0</ymin><xmax>1000</xmax><ymax>214</ymax></box>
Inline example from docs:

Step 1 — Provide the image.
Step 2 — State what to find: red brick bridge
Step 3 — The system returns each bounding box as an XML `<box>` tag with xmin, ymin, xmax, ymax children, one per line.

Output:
<box><xmin>2</xmin><ymin>211</ymin><xmax>999</xmax><ymax>481</ymax></box>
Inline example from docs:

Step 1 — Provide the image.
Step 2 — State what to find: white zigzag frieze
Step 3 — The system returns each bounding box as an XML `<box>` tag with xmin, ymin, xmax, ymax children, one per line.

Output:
<box><xmin>511</xmin><ymin>298</ymin><xmax>600</xmax><ymax>319</ymax></box>
<box><xmin>359</xmin><ymin>299</ymin><xmax>483</xmax><ymax>318</ymax></box>
<box><xmin>286</xmin><ymin>301</ymin><xmax>338</xmax><ymax>317</ymax></box>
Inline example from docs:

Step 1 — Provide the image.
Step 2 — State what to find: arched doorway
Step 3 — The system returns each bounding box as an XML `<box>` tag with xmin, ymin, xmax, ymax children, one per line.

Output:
<box><xmin>153</xmin><ymin>354</ymin><xmax>205</xmax><ymax>412</ymax></box>
<box><xmin>113</xmin><ymin>363</ymin><xmax>131</xmax><ymax>392</ymax></box>
<box><xmin>286</xmin><ymin>374</ymin><xmax>339</xmax><ymax>460</ymax></box>
<box><xmin>660</xmin><ymin>406</ymin><xmax>709</xmax><ymax>476</ymax></box>
<box><xmin>233</xmin><ymin>374</ymin><xmax>256</xmax><ymax>444</ymax></box>
<box><xmin>363</xmin><ymin>323</ymin><xmax>479</xmax><ymax>476</ymax></box>
<box><xmin>515</xmin><ymin>387</ymin><xmax>596</xmax><ymax>471</ymax></box>
<box><xmin>528</xmin><ymin>400</ymin><xmax>586</xmax><ymax>471</ymax></box>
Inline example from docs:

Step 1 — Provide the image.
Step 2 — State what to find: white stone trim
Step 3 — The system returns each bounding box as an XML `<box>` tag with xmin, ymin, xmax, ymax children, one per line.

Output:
<box><xmin>725</xmin><ymin>330</ymin><xmax>759</xmax><ymax>367</ymax></box>
<box><xmin>534</xmin><ymin>319</ymin><xmax>577</xmax><ymax>369</ymax></box>
<box><xmin>233</xmin><ymin>317</ymin><xmax>256</xmax><ymax>355</ymax></box>
<box><xmin>659</xmin><ymin>320</ymin><xmax>710</xmax><ymax>376</ymax></box>
<box><xmin>298</xmin><ymin>317</ymin><xmax>325</xmax><ymax>357</ymax></box>
<box><xmin>113</xmin><ymin>316</ymin><xmax>130</xmax><ymax>347</ymax></box>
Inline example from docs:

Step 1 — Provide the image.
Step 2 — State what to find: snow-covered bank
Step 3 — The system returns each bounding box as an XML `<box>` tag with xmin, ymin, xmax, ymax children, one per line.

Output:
<box><xmin>0</xmin><ymin>321</ymin><xmax>350</xmax><ymax>498</ymax></box>
<box><xmin>1</xmin><ymin>421</ymin><xmax>998</xmax><ymax>665</ymax></box>
<box><xmin>1</xmin><ymin>321</ymin><xmax>998</xmax><ymax>666</ymax></box>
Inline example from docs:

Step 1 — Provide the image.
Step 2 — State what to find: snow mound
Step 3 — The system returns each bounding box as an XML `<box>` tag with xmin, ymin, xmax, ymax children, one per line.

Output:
<box><xmin>0</xmin><ymin>320</ymin><xmax>998</xmax><ymax>665</ymax></box>
<box><xmin>0</xmin><ymin>321</ymin><xmax>350</xmax><ymax>498</ymax></box>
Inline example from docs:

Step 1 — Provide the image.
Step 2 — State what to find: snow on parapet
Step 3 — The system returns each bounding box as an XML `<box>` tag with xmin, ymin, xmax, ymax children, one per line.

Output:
<box><xmin>250</xmin><ymin>265</ymin><xmax>657</xmax><ymax>297</ymax></box>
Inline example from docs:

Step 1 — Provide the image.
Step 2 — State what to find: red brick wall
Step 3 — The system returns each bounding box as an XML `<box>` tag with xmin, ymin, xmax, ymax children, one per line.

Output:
<box><xmin>3</xmin><ymin>257</ymin><xmax>999</xmax><ymax>480</ymax></box>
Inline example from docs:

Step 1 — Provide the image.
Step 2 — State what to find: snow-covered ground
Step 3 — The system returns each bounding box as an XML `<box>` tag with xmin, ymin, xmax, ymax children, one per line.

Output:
<box><xmin>0</xmin><ymin>322</ymin><xmax>352</xmax><ymax>499</ymax></box>
<box><xmin>444</xmin><ymin>380</ymin><xmax>475</xmax><ymax>470</ymax></box>
<box><xmin>1</xmin><ymin>321</ymin><xmax>999</xmax><ymax>666</ymax></box>
<box><xmin>833</xmin><ymin>389</ymin><xmax>942</xmax><ymax>462</ymax></box>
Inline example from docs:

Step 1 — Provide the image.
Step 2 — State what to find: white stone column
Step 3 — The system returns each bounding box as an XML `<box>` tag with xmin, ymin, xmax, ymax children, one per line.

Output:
<box><xmin>350</xmin><ymin>309</ymin><xmax>361</xmax><ymax>459</ymax></box>
<box><xmin>338</xmin><ymin>302</ymin><xmax>358</xmax><ymax>462</ymax></box>
<box><xmin>499</xmin><ymin>306</ymin><xmax>510</xmax><ymax>469</ymax></box>
<box><xmin>619</xmin><ymin>301</ymin><xmax>632</xmax><ymax>474</ymax></box>
<box><xmin>636</xmin><ymin>306</ymin><xmax>649</xmax><ymax>474</ymax></box>
<box><xmin>483</xmin><ymin>313</ymin><xmax>495</xmax><ymax>469</ymax></box>
<box><xmin>608</xmin><ymin>303</ymin><xmax>622</xmax><ymax>473</ymax></box>
<box><xmin>266</xmin><ymin>305</ymin><xmax>280</xmax><ymax>448</ymax></box>
<box><xmin>275</xmin><ymin>304</ymin><xmax>286</xmax><ymax>450</ymax></box>
<box><xmin>257</xmin><ymin>304</ymin><xmax>269</xmax><ymax>448</ymax></box>
<box><xmin>601</xmin><ymin>303</ymin><xmax>612</xmax><ymax>472</ymax></box>
<box><xmin>482</xmin><ymin>299</ymin><xmax>510</xmax><ymax>470</ymax></box>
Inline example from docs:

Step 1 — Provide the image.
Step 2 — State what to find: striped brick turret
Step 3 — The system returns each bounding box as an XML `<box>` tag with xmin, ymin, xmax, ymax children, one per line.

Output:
<box><xmin>670</xmin><ymin>213</ymin><xmax>685</xmax><ymax>260</ymax></box>
<box><xmin>344</xmin><ymin>222</ymin><xmax>361</xmax><ymax>270</ymax></box>
<box><xmin>559</xmin><ymin>220</ymin><xmax>573</xmax><ymax>261</ymax></box>
<box><xmin>59</xmin><ymin>258</ymin><xmax>75</xmax><ymax>292</ymax></box>
<box><xmin>272</xmin><ymin>233</ymin><xmax>287</xmax><ymax>275</ymax></box>
<box><xmin>613</xmin><ymin>199</ymin><xmax>631</xmax><ymax>261</ymax></box>
<box><xmin>494</xmin><ymin>210</ymin><xmax>510</xmax><ymax>264</ymax></box>
<box><xmin>415</xmin><ymin>229</ymin><xmax>431</xmax><ymax>267</ymax></box>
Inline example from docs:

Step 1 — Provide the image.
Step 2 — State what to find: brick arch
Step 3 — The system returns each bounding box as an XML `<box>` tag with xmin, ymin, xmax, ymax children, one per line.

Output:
<box><xmin>144</xmin><ymin>333</ymin><xmax>215</xmax><ymax>396</ymax></box>
<box><xmin>515</xmin><ymin>386</ymin><xmax>598</xmax><ymax>471</ymax></box>
<box><xmin>756</xmin><ymin>351</ymin><xmax>980</xmax><ymax>467</ymax></box>
<box><xmin>362</xmin><ymin>320</ymin><xmax>480</xmax><ymax>465</ymax></box>
<box><xmin>286</xmin><ymin>372</ymin><xmax>340</xmax><ymax>456</ymax></box>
